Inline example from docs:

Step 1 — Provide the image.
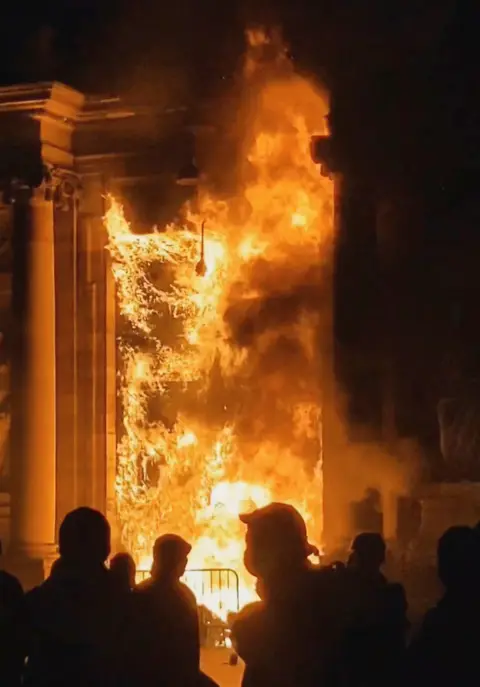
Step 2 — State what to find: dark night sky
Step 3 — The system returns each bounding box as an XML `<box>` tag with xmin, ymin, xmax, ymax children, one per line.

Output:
<box><xmin>0</xmin><ymin>1</ymin><xmax>477</xmax><ymax>186</ymax></box>
<box><xmin>0</xmin><ymin>0</ymin><xmax>479</xmax><ymax>468</ymax></box>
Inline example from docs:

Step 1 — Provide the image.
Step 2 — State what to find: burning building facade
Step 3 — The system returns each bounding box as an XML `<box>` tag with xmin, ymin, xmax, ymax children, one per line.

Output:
<box><xmin>105</xmin><ymin>30</ymin><xmax>333</xmax><ymax>613</ymax></box>
<box><xmin>0</xmin><ymin>32</ymin><xmax>341</xmax><ymax>599</ymax></box>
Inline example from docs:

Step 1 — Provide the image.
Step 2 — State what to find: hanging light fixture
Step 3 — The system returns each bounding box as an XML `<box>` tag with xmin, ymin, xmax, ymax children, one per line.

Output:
<box><xmin>175</xmin><ymin>157</ymin><xmax>206</xmax><ymax>275</ymax></box>
<box><xmin>196</xmin><ymin>221</ymin><xmax>207</xmax><ymax>277</ymax></box>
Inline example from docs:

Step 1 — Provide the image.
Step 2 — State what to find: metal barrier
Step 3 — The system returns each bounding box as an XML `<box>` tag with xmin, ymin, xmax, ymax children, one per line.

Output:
<box><xmin>136</xmin><ymin>567</ymin><xmax>240</xmax><ymax>648</ymax></box>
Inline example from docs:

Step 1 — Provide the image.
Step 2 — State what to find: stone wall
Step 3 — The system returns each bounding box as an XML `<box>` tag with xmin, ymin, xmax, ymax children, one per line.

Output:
<box><xmin>416</xmin><ymin>482</ymin><xmax>480</xmax><ymax>559</ymax></box>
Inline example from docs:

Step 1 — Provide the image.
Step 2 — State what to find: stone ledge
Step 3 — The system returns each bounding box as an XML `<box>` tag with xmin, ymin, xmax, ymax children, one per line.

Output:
<box><xmin>0</xmin><ymin>82</ymin><xmax>85</xmax><ymax>173</ymax></box>
<box><xmin>0</xmin><ymin>82</ymin><xmax>84</xmax><ymax>124</ymax></box>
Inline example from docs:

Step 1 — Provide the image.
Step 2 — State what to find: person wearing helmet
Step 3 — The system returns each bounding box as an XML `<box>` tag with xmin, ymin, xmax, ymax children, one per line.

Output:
<box><xmin>231</xmin><ymin>502</ymin><xmax>340</xmax><ymax>687</ymax></box>
<box><xmin>135</xmin><ymin>534</ymin><xmax>201</xmax><ymax>686</ymax></box>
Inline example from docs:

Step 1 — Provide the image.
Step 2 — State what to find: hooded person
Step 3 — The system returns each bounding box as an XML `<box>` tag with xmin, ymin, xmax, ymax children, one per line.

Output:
<box><xmin>231</xmin><ymin>503</ymin><xmax>340</xmax><ymax>687</ymax></box>
<box><xmin>22</xmin><ymin>507</ymin><xmax>134</xmax><ymax>687</ymax></box>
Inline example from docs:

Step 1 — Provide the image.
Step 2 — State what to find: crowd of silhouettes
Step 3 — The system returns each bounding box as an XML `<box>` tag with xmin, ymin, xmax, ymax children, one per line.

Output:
<box><xmin>1</xmin><ymin>503</ymin><xmax>480</xmax><ymax>686</ymax></box>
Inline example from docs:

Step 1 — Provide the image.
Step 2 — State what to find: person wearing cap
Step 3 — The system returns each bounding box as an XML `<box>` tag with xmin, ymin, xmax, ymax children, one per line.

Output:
<box><xmin>239</xmin><ymin>502</ymin><xmax>319</xmax><ymax>586</ymax></box>
<box><xmin>341</xmin><ymin>532</ymin><xmax>408</xmax><ymax>687</ymax></box>
<box><xmin>232</xmin><ymin>503</ymin><xmax>341</xmax><ymax>687</ymax></box>
<box><xmin>134</xmin><ymin>534</ymin><xmax>202</xmax><ymax>686</ymax></box>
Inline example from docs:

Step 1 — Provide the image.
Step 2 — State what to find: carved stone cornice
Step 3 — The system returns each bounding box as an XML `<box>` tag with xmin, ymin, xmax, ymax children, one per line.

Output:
<box><xmin>0</xmin><ymin>83</ymin><xmax>84</xmax><ymax>124</ymax></box>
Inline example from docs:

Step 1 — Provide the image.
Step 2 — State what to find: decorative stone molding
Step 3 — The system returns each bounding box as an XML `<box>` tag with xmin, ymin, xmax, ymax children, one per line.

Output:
<box><xmin>48</xmin><ymin>166</ymin><xmax>83</xmax><ymax>211</ymax></box>
<box><xmin>1</xmin><ymin>164</ymin><xmax>82</xmax><ymax>210</ymax></box>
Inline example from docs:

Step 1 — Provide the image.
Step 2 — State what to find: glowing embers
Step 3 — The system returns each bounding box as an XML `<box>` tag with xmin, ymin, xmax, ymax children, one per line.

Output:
<box><xmin>105</xmin><ymin>27</ymin><xmax>333</xmax><ymax>620</ymax></box>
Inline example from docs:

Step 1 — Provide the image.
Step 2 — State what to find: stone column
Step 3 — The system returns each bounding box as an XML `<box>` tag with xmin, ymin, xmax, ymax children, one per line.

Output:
<box><xmin>105</xmin><ymin>225</ymin><xmax>118</xmax><ymax>548</ymax></box>
<box><xmin>9</xmin><ymin>180</ymin><xmax>57</xmax><ymax>585</ymax></box>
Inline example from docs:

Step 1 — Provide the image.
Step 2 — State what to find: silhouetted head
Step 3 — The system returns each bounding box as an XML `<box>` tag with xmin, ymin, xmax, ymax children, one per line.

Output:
<box><xmin>349</xmin><ymin>532</ymin><xmax>386</xmax><ymax>573</ymax></box>
<box><xmin>59</xmin><ymin>507</ymin><xmax>111</xmax><ymax>567</ymax></box>
<box><xmin>330</xmin><ymin>561</ymin><xmax>346</xmax><ymax>571</ymax></box>
<box><xmin>152</xmin><ymin>534</ymin><xmax>191</xmax><ymax>580</ymax></box>
<box><xmin>110</xmin><ymin>552</ymin><xmax>136</xmax><ymax>591</ymax></box>
<box><xmin>437</xmin><ymin>525</ymin><xmax>480</xmax><ymax>591</ymax></box>
<box><xmin>240</xmin><ymin>502</ymin><xmax>318</xmax><ymax>582</ymax></box>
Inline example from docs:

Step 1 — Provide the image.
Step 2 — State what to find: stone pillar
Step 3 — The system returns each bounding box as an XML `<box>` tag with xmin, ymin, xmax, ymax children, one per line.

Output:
<box><xmin>54</xmin><ymin>177</ymin><xmax>83</xmax><ymax>525</ymax></box>
<box><xmin>105</xmin><ymin>227</ymin><xmax>118</xmax><ymax>548</ymax></box>
<box><xmin>9</xmin><ymin>182</ymin><xmax>57</xmax><ymax>585</ymax></box>
<box><xmin>77</xmin><ymin>175</ymin><xmax>115</xmax><ymax>541</ymax></box>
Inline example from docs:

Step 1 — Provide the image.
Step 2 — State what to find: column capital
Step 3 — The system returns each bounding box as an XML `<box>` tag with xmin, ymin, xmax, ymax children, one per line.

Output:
<box><xmin>1</xmin><ymin>164</ymin><xmax>82</xmax><ymax>210</ymax></box>
<box><xmin>48</xmin><ymin>166</ymin><xmax>83</xmax><ymax>211</ymax></box>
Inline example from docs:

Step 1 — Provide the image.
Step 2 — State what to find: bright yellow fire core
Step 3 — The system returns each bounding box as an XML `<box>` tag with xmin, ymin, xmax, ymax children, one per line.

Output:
<box><xmin>105</xmin><ymin>30</ymin><xmax>333</xmax><ymax>621</ymax></box>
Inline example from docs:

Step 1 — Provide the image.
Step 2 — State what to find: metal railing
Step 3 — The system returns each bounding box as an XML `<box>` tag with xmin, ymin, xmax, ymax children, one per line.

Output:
<box><xmin>136</xmin><ymin>567</ymin><xmax>240</xmax><ymax>647</ymax></box>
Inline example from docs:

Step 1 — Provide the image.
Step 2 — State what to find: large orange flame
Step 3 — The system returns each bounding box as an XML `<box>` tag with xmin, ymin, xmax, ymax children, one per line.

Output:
<box><xmin>105</xmin><ymin>29</ymin><xmax>333</xmax><ymax>620</ymax></box>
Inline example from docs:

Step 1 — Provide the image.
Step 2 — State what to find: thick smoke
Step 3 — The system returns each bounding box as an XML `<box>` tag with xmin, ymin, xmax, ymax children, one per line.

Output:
<box><xmin>191</xmin><ymin>29</ymin><xmax>328</xmax><ymax>469</ymax></box>
<box><xmin>224</xmin><ymin>267</ymin><xmax>324</xmax><ymax>346</ymax></box>
<box><xmin>198</xmin><ymin>27</ymin><xmax>419</xmax><ymax>547</ymax></box>
<box><xmin>110</xmin><ymin>26</ymin><xmax>418</xmax><ymax>573</ymax></box>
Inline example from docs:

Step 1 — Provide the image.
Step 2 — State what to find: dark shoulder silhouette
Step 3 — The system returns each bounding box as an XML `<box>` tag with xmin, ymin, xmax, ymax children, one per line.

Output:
<box><xmin>407</xmin><ymin>525</ymin><xmax>480</xmax><ymax>687</ymax></box>
<box><xmin>0</xmin><ymin>565</ymin><xmax>24</xmax><ymax>687</ymax></box>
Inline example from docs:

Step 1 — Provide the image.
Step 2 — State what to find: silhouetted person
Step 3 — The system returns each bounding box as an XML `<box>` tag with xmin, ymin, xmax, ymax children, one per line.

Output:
<box><xmin>347</xmin><ymin>532</ymin><xmax>386</xmax><ymax>573</ymax></box>
<box><xmin>22</xmin><ymin>507</ymin><xmax>133</xmax><ymax>687</ymax></box>
<box><xmin>231</xmin><ymin>502</ymin><xmax>341</xmax><ymax>687</ymax></box>
<box><xmin>135</xmin><ymin>534</ymin><xmax>200</xmax><ymax>686</ymax></box>
<box><xmin>0</xmin><ymin>539</ymin><xmax>24</xmax><ymax>687</ymax></box>
<box><xmin>407</xmin><ymin>525</ymin><xmax>480</xmax><ymax>686</ymax></box>
<box><xmin>110</xmin><ymin>553</ymin><xmax>136</xmax><ymax>594</ymax></box>
<box><xmin>341</xmin><ymin>533</ymin><xmax>407</xmax><ymax>686</ymax></box>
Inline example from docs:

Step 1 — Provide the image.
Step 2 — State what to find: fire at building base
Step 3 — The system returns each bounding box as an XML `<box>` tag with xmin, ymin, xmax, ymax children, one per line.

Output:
<box><xmin>105</xmin><ymin>28</ymin><xmax>333</xmax><ymax>620</ymax></box>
